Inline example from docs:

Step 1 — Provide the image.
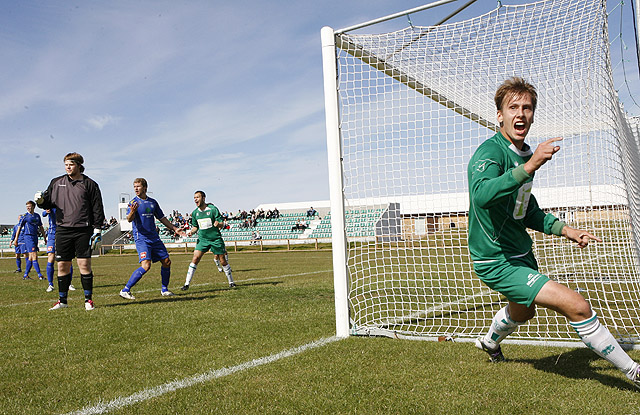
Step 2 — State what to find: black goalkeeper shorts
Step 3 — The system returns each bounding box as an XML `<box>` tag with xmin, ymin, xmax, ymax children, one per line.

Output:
<box><xmin>55</xmin><ymin>226</ymin><xmax>92</xmax><ymax>261</ymax></box>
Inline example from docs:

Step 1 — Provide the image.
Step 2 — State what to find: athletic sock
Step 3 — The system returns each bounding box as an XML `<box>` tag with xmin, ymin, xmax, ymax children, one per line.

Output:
<box><xmin>33</xmin><ymin>259</ymin><xmax>41</xmax><ymax>276</ymax></box>
<box><xmin>570</xmin><ymin>312</ymin><xmax>638</xmax><ymax>377</ymax></box>
<box><xmin>214</xmin><ymin>259</ymin><xmax>222</xmax><ymax>271</ymax></box>
<box><xmin>124</xmin><ymin>267</ymin><xmax>147</xmax><ymax>291</ymax></box>
<box><xmin>223</xmin><ymin>264</ymin><xmax>234</xmax><ymax>285</ymax></box>
<box><xmin>161</xmin><ymin>266</ymin><xmax>170</xmax><ymax>291</ymax></box>
<box><xmin>57</xmin><ymin>274</ymin><xmax>72</xmax><ymax>303</ymax></box>
<box><xmin>81</xmin><ymin>273</ymin><xmax>94</xmax><ymax>301</ymax></box>
<box><xmin>185</xmin><ymin>263</ymin><xmax>197</xmax><ymax>286</ymax></box>
<box><xmin>16</xmin><ymin>257</ymin><xmax>22</xmax><ymax>271</ymax></box>
<box><xmin>24</xmin><ymin>259</ymin><xmax>32</xmax><ymax>277</ymax></box>
<box><xmin>46</xmin><ymin>262</ymin><xmax>55</xmax><ymax>285</ymax></box>
<box><xmin>482</xmin><ymin>306</ymin><xmax>524</xmax><ymax>350</ymax></box>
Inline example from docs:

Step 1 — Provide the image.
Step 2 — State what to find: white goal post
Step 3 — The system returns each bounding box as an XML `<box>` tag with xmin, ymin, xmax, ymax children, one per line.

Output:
<box><xmin>322</xmin><ymin>0</ymin><xmax>640</xmax><ymax>347</ymax></box>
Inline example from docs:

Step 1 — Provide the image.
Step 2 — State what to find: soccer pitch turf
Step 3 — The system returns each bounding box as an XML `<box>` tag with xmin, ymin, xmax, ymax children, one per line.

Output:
<box><xmin>1</xmin><ymin>250</ymin><xmax>639</xmax><ymax>414</ymax></box>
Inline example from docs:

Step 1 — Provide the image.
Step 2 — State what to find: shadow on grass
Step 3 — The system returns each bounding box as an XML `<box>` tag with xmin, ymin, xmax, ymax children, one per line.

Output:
<box><xmin>104</xmin><ymin>281</ymin><xmax>283</xmax><ymax>308</ymax></box>
<box><xmin>511</xmin><ymin>348</ymin><xmax>636</xmax><ymax>391</ymax></box>
<box><xmin>93</xmin><ymin>283</ymin><xmax>124</xmax><ymax>289</ymax></box>
<box><xmin>103</xmin><ymin>293</ymin><xmax>220</xmax><ymax>307</ymax></box>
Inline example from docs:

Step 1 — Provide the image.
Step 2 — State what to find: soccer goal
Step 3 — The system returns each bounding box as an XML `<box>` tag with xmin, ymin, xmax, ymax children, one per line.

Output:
<box><xmin>322</xmin><ymin>0</ymin><xmax>640</xmax><ymax>347</ymax></box>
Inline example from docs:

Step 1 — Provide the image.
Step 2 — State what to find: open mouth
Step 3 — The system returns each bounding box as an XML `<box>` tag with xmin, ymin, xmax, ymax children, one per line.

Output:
<box><xmin>514</xmin><ymin>121</ymin><xmax>526</xmax><ymax>133</ymax></box>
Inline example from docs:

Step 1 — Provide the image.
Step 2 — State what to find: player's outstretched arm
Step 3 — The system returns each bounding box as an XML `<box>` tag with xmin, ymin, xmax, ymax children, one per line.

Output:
<box><xmin>524</xmin><ymin>137</ymin><xmax>563</xmax><ymax>175</ymax></box>
<box><xmin>561</xmin><ymin>225</ymin><xmax>602</xmax><ymax>248</ymax></box>
<box><xmin>159</xmin><ymin>217</ymin><xmax>186</xmax><ymax>237</ymax></box>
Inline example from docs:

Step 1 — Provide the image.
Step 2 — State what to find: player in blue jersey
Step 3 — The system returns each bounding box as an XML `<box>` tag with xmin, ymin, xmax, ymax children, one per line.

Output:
<box><xmin>9</xmin><ymin>215</ymin><xmax>27</xmax><ymax>273</ymax></box>
<box><xmin>13</xmin><ymin>201</ymin><xmax>46</xmax><ymax>280</ymax></box>
<box><xmin>42</xmin><ymin>208</ymin><xmax>75</xmax><ymax>292</ymax></box>
<box><xmin>119</xmin><ymin>178</ymin><xmax>185</xmax><ymax>300</ymax></box>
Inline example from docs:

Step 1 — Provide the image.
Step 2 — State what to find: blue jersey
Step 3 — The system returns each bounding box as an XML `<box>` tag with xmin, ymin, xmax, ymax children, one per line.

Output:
<box><xmin>128</xmin><ymin>196</ymin><xmax>165</xmax><ymax>242</ymax></box>
<box><xmin>19</xmin><ymin>212</ymin><xmax>42</xmax><ymax>237</ymax></box>
<box><xmin>42</xmin><ymin>209</ymin><xmax>57</xmax><ymax>238</ymax></box>
<box><xmin>12</xmin><ymin>223</ymin><xmax>25</xmax><ymax>244</ymax></box>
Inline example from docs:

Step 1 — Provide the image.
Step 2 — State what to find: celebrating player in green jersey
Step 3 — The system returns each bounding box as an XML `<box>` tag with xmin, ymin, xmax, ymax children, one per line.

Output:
<box><xmin>468</xmin><ymin>77</ymin><xmax>640</xmax><ymax>388</ymax></box>
<box><xmin>181</xmin><ymin>190</ymin><xmax>235</xmax><ymax>291</ymax></box>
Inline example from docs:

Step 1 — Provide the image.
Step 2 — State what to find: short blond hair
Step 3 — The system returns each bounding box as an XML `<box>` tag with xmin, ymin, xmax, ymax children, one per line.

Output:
<box><xmin>495</xmin><ymin>77</ymin><xmax>537</xmax><ymax>112</ymax></box>
<box><xmin>133</xmin><ymin>178</ymin><xmax>148</xmax><ymax>189</ymax></box>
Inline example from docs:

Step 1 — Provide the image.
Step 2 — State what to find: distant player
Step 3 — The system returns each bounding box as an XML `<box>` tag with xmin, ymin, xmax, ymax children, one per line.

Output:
<box><xmin>13</xmin><ymin>201</ymin><xmax>46</xmax><ymax>280</ymax></box>
<box><xmin>119</xmin><ymin>178</ymin><xmax>185</xmax><ymax>300</ymax></box>
<box><xmin>36</xmin><ymin>152</ymin><xmax>105</xmax><ymax>311</ymax></box>
<box><xmin>181</xmin><ymin>190</ymin><xmax>235</xmax><ymax>291</ymax></box>
<box><xmin>42</xmin><ymin>208</ymin><xmax>75</xmax><ymax>293</ymax></box>
<box><xmin>9</xmin><ymin>215</ymin><xmax>27</xmax><ymax>273</ymax></box>
<box><xmin>468</xmin><ymin>77</ymin><xmax>640</xmax><ymax>388</ymax></box>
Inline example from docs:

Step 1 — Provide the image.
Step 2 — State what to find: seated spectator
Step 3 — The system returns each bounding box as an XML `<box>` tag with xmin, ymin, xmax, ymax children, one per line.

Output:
<box><xmin>251</xmin><ymin>230</ymin><xmax>262</xmax><ymax>245</ymax></box>
<box><xmin>307</xmin><ymin>207</ymin><xmax>317</xmax><ymax>217</ymax></box>
<box><xmin>292</xmin><ymin>219</ymin><xmax>307</xmax><ymax>231</ymax></box>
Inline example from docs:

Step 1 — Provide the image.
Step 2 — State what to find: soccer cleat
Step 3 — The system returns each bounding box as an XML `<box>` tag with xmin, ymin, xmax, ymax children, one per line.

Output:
<box><xmin>229</xmin><ymin>282</ymin><xmax>237</xmax><ymax>289</ymax></box>
<box><xmin>217</xmin><ymin>267</ymin><xmax>223</xmax><ymax>273</ymax></box>
<box><xmin>14</xmin><ymin>269</ymin><xmax>22</xmax><ymax>273</ymax></box>
<box><xmin>38</xmin><ymin>275</ymin><xmax>44</xmax><ymax>280</ymax></box>
<box><xmin>49</xmin><ymin>300</ymin><xmax>68</xmax><ymax>310</ymax></box>
<box><xmin>46</xmin><ymin>285</ymin><xmax>54</xmax><ymax>292</ymax></box>
<box><xmin>69</xmin><ymin>284</ymin><xmax>76</xmax><ymax>291</ymax></box>
<box><xmin>161</xmin><ymin>290</ymin><xmax>175</xmax><ymax>297</ymax></box>
<box><xmin>475</xmin><ymin>337</ymin><xmax>506</xmax><ymax>363</ymax></box>
<box><xmin>23</xmin><ymin>276</ymin><xmax>32</xmax><ymax>280</ymax></box>
<box><xmin>180</xmin><ymin>284</ymin><xmax>189</xmax><ymax>291</ymax></box>
<box><xmin>119</xmin><ymin>290</ymin><xmax>135</xmax><ymax>300</ymax></box>
<box><xmin>628</xmin><ymin>365</ymin><xmax>640</xmax><ymax>390</ymax></box>
<box><xmin>85</xmin><ymin>300</ymin><xmax>95</xmax><ymax>311</ymax></box>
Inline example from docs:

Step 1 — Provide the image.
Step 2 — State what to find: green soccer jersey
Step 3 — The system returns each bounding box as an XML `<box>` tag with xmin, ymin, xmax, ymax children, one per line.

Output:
<box><xmin>191</xmin><ymin>203</ymin><xmax>223</xmax><ymax>242</ymax></box>
<box><xmin>467</xmin><ymin>132</ymin><xmax>565</xmax><ymax>262</ymax></box>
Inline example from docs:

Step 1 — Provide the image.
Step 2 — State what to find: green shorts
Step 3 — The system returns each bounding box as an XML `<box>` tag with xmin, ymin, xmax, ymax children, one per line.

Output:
<box><xmin>195</xmin><ymin>238</ymin><xmax>226</xmax><ymax>255</ymax></box>
<box><xmin>473</xmin><ymin>251</ymin><xmax>550</xmax><ymax>307</ymax></box>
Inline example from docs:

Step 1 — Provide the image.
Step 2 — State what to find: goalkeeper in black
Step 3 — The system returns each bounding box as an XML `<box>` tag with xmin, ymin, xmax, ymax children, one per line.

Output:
<box><xmin>468</xmin><ymin>77</ymin><xmax>640</xmax><ymax>388</ymax></box>
<box><xmin>36</xmin><ymin>152</ymin><xmax>105</xmax><ymax>311</ymax></box>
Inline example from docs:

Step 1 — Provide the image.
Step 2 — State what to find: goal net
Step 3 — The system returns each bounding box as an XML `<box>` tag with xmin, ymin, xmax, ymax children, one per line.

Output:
<box><xmin>323</xmin><ymin>0</ymin><xmax>640</xmax><ymax>346</ymax></box>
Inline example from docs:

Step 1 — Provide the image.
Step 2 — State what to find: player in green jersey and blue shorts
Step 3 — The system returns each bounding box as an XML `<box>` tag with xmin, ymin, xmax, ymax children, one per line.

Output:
<box><xmin>468</xmin><ymin>77</ymin><xmax>640</xmax><ymax>388</ymax></box>
<box><xmin>181</xmin><ymin>190</ymin><xmax>235</xmax><ymax>290</ymax></box>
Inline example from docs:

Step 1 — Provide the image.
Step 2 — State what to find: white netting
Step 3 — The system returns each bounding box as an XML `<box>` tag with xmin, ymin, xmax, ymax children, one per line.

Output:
<box><xmin>331</xmin><ymin>0</ymin><xmax>640</xmax><ymax>344</ymax></box>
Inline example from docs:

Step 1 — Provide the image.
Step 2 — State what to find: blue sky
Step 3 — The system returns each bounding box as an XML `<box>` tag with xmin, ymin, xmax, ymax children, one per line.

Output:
<box><xmin>1</xmin><ymin>0</ymin><xmax>638</xmax><ymax>224</ymax></box>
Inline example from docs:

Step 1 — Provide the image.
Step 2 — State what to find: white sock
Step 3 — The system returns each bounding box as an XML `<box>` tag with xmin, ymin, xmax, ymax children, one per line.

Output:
<box><xmin>185</xmin><ymin>263</ymin><xmax>197</xmax><ymax>286</ymax></box>
<box><xmin>483</xmin><ymin>306</ymin><xmax>523</xmax><ymax>349</ymax></box>
<box><xmin>570</xmin><ymin>312</ymin><xmax>638</xmax><ymax>377</ymax></box>
<box><xmin>223</xmin><ymin>264</ymin><xmax>233</xmax><ymax>284</ymax></box>
<box><xmin>214</xmin><ymin>258</ymin><xmax>222</xmax><ymax>271</ymax></box>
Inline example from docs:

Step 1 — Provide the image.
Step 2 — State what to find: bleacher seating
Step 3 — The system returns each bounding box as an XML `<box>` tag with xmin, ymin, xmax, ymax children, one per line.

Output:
<box><xmin>154</xmin><ymin>211</ymin><xmax>317</xmax><ymax>243</ymax></box>
<box><xmin>221</xmin><ymin>212</ymin><xmax>313</xmax><ymax>242</ymax></box>
<box><xmin>308</xmin><ymin>208</ymin><xmax>385</xmax><ymax>239</ymax></box>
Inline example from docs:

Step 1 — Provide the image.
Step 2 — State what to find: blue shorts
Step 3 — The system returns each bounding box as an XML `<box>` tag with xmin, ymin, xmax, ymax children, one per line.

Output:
<box><xmin>135</xmin><ymin>238</ymin><xmax>169</xmax><ymax>263</ymax></box>
<box><xmin>47</xmin><ymin>233</ymin><xmax>55</xmax><ymax>253</ymax></box>
<box><xmin>15</xmin><ymin>243</ymin><xmax>27</xmax><ymax>254</ymax></box>
<box><xmin>24</xmin><ymin>235</ymin><xmax>39</xmax><ymax>253</ymax></box>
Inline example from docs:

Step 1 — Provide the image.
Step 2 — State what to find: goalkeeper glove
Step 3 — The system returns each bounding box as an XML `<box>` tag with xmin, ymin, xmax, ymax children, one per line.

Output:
<box><xmin>34</xmin><ymin>191</ymin><xmax>44</xmax><ymax>205</ymax></box>
<box><xmin>90</xmin><ymin>229</ymin><xmax>102</xmax><ymax>250</ymax></box>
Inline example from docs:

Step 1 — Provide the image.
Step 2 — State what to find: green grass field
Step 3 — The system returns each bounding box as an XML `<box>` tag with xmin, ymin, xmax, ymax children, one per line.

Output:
<box><xmin>1</xmin><ymin>250</ymin><xmax>640</xmax><ymax>414</ymax></box>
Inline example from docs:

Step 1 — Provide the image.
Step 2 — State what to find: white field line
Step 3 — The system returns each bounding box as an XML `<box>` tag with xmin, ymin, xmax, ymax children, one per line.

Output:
<box><xmin>1</xmin><ymin>269</ymin><xmax>332</xmax><ymax>308</ymax></box>
<box><xmin>61</xmin><ymin>336</ymin><xmax>341</xmax><ymax>415</ymax></box>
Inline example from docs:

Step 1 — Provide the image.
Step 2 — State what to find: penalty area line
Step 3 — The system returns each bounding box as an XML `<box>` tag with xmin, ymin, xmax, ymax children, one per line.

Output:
<box><xmin>61</xmin><ymin>336</ymin><xmax>342</xmax><ymax>415</ymax></box>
